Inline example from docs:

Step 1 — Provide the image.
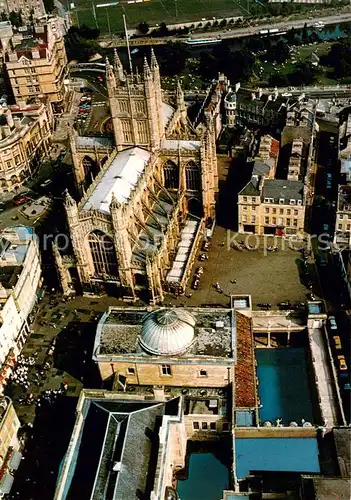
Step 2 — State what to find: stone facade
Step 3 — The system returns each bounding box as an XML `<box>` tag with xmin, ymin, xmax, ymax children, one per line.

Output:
<box><xmin>5</xmin><ymin>20</ymin><xmax>67</xmax><ymax>112</ymax></box>
<box><xmin>0</xmin><ymin>102</ymin><xmax>53</xmax><ymax>194</ymax></box>
<box><xmin>334</xmin><ymin>185</ymin><xmax>351</xmax><ymax>248</ymax></box>
<box><xmin>2</xmin><ymin>0</ymin><xmax>46</xmax><ymax>23</ymax></box>
<box><xmin>0</xmin><ymin>397</ymin><xmax>20</xmax><ymax>469</ymax></box>
<box><xmin>61</xmin><ymin>50</ymin><xmax>218</xmax><ymax>302</ymax></box>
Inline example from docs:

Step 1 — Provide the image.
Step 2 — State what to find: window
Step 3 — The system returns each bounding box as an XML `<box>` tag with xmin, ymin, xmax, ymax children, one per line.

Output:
<box><xmin>202</xmin><ymin>422</ymin><xmax>208</xmax><ymax>430</ymax></box>
<box><xmin>294</xmin><ymin>209</ymin><xmax>298</xmax><ymax>215</ymax></box>
<box><xmin>242</xmin><ymin>215</ymin><xmax>247</xmax><ymax>223</ymax></box>
<box><xmin>243</xmin><ymin>206</ymin><xmax>247</xmax><ymax>211</ymax></box>
<box><xmin>272</xmin><ymin>208</ymin><xmax>276</xmax><ymax>214</ymax></box>
<box><xmin>279</xmin><ymin>198</ymin><xmax>284</xmax><ymax>204</ymax></box>
<box><xmin>272</xmin><ymin>217</ymin><xmax>276</xmax><ymax>224</ymax></box>
<box><xmin>252</xmin><ymin>205</ymin><xmax>256</xmax><ymax>211</ymax></box>
<box><xmin>265</xmin><ymin>216</ymin><xmax>269</xmax><ymax>224</ymax></box>
<box><xmin>286</xmin><ymin>218</ymin><xmax>291</xmax><ymax>226</ymax></box>
<box><xmin>278</xmin><ymin>217</ymin><xmax>283</xmax><ymax>225</ymax></box>
<box><xmin>338</xmin><ymin>224</ymin><xmax>343</xmax><ymax>229</ymax></box>
<box><xmin>199</xmin><ymin>369</ymin><xmax>207</xmax><ymax>377</ymax></box>
<box><xmin>280</xmin><ymin>208</ymin><xmax>284</xmax><ymax>214</ymax></box>
<box><xmin>193</xmin><ymin>422</ymin><xmax>199</xmax><ymax>430</ymax></box>
<box><xmin>297</xmin><ymin>200</ymin><xmax>302</xmax><ymax>205</ymax></box>
<box><xmin>251</xmin><ymin>216</ymin><xmax>255</xmax><ymax>223</ymax></box>
<box><xmin>347</xmin><ymin>224</ymin><xmax>351</xmax><ymax>231</ymax></box>
<box><xmin>88</xmin><ymin>230</ymin><xmax>118</xmax><ymax>277</ymax></box>
<box><xmin>161</xmin><ymin>364</ymin><xmax>172</xmax><ymax>376</ymax></box>
<box><xmin>163</xmin><ymin>160</ymin><xmax>178</xmax><ymax>189</ymax></box>
<box><xmin>127</xmin><ymin>367</ymin><xmax>135</xmax><ymax>375</ymax></box>
<box><xmin>222</xmin><ymin>423</ymin><xmax>229</xmax><ymax>432</ymax></box>
<box><xmin>265</xmin><ymin>207</ymin><xmax>269</xmax><ymax>214</ymax></box>
<box><xmin>210</xmin><ymin>422</ymin><xmax>216</xmax><ymax>431</ymax></box>
<box><xmin>186</xmin><ymin>161</ymin><xmax>201</xmax><ymax>191</ymax></box>
<box><xmin>293</xmin><ymin>219</ymin><xmax>298</xmax><ymax>227</ymax></box>
<box><xmin>243</xmin><ymin>196</ymin><xmax>247</xmax><ymax>202</ymax></box>
<box><xmin>290</xmin><ymin>199</ymin><xmax>296</xmax><ymax>205</ymax></box>
<box><xmin>287</xmin><ymin>209</ymin><xmax>291</xmax><ymax>215</ymax></box>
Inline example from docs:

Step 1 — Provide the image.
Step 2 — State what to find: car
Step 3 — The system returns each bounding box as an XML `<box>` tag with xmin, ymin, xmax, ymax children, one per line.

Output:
<box><xmin>337</xmin><ymin>355</ymin><xmax>348</xmax><ymax>373</ymax></box>
<box><xmin>333</xmin><ymin>336</ymin><xmax>342</xmax><ymax>350</ymax></box>
<box><xmin>13</xmin><ymin>195</ymin><xmax>29</xmax><ymax>205</ymax></box>
<box><xmin>328</xmin><ymin>316</ymin><xmax>337</xmax><ymax>330</ymax></box>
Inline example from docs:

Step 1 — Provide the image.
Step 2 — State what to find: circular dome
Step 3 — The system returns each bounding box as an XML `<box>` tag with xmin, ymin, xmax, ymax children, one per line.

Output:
<box><xmin>139</xmin><ymin>309</ymin><xmax>196</xmax><ymax>356</ymax></box>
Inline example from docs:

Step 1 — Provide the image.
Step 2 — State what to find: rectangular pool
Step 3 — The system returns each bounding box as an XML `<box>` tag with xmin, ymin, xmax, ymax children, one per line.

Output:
<box><xmin>256</xmin><ymin>348</ymin><xmax>314</xmax><ymax>424</ymax></box>
<box><xmin>177</xmin><ymin>452</ymin><xmax>230</xmax><ymax>500</ymax></box>
<box><xmin>235</xmin><ymin>437</ymin><xmax>320</xmax><ymax>479</ymax></box>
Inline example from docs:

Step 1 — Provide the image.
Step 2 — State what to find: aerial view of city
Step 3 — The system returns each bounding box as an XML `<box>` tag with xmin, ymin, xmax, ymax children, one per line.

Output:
<box><xmin>0</xmin><ymin>0</ymin><xmax>350</xmax><ymax>499</ymax></box>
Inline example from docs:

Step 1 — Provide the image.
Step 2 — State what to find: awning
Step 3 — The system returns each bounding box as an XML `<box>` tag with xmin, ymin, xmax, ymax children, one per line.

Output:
<box><xmin>9</xmin><ymin>450</ymin><xmax>22</xmax><ymax>470</ymax></box>
<box><xmin>0</xmin><ymin>472</ymin><xmax>14</xmax><ymax>494</ymax></box>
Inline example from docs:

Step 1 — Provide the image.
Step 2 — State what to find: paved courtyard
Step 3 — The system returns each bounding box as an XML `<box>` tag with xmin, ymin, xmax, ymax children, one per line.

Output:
<box><xmin>170</xmin><ymin>226</ymin><xmax>316</xmax><ymax>309</ymax></box>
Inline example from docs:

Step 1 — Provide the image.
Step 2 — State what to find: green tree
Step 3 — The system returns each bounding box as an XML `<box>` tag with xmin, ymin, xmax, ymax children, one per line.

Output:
<box><xmin>43</xmin><ymin>0</ymin><xmax>55</xmax><ymax>13</ymax></box>
<box><xmin>137</xmin><ymin>21</ymin><xmax>149</xmax><ymax>35</ymax></box>
<box><xmin>9</xmin><ymin>11</ymin><xmax>22</xmax><ymax>27</ymax></box>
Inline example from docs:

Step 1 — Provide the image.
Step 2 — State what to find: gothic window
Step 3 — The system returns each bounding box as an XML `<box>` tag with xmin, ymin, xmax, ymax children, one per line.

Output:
<box><xmin>134</xmin><ymin>101</ymin><xmax>145</xmax><ymax>114</ymax></box>
<box><xmin>121</xmin><ymin>120</ymin><xmax>133</xmax><ymax>143</ymax></box>
<box><xmin>185</xmin><ymin>161</ymin><xmax>201</xmax><ymax>191</ymax></box>
<box><xmin>163</xmin><ymin>160</ymin><xmax>178</xmax><ymax>189</ymax></box>
<box><xmin>119</xmin><ymin>100</ymin><xmax>128</xmax><ymax>113</ymax></box>
<box><xmin>136</xmin><ymin>120</ymin><xmax>148</xmax><ymax>144</ymax></box>
<box><xmin>88</xmin><ymin>230</ymin><xmax>118</xmax><ymax>277</ymax></box>
<box><xmin>82</xmin><ymin>156</ymin><xmax>99</xmax><ymax>180</ymax></box>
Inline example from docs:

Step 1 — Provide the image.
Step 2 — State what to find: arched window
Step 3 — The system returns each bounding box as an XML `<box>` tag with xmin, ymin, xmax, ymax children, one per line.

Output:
<box><xmin>185</xmin><ymin>161</ymin><xmax>201</xmax><ymax>191</ymax></box>
<box><xmin>82</xmin><ymin>156</ymin><xmax>99</xmax><ymax>180</ymax></box>
<box><xmin>88</xmin><ymin>230</ymin><xmax>118</xmax><ymax>277</ymax></box>
<box><xmin>163</xmin><ymin>160</ymin><xmax>178</xmax><ymax>189</ymax></box>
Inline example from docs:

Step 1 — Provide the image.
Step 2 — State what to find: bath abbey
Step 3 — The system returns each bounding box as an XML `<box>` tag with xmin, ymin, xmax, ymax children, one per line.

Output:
<box><xmin>57</xmin><ymin>50</ymin><xmax>218</xmax><ymax>302</ymax></box>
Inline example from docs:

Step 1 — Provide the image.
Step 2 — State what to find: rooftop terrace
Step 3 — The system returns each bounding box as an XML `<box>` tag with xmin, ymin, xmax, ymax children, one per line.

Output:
<box><xmin>95</xmin><ymin>307</ymin><xmax>234</xmax><ymax>359</ymax></box>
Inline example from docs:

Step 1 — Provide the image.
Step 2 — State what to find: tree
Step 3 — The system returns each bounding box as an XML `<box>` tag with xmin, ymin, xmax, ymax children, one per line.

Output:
<box><xmin>288</xmin><ymin>61</ymin><xmax>318</xmax><ymax>86</ymax></box>
<box><xmin>9</xmin><ymin>10</ymin><xmax>22</xmax><ymax>27</ymax></box>
<box><xmin>137</xmin><ymin>21</ymin><xmax>149</xmax><ymax>35</ymax></box>
<box><xmin>302</xmin><ymin>22</ymin><xmax>308</xmax><ymax>43</ymax></box>
<box><xmin>270</xmin><ymin>40</ymin><xmax>290</xmax><ymax>64</ymax></box>
<box><xmin>43</xmin><ymin>0</ymin><xmax>55</xmax><ymax>12</ymax></box>
<box><xmin>154</xmin><ymin>43</ymin><xmax>188</xmax><ymax>76</ymax></box>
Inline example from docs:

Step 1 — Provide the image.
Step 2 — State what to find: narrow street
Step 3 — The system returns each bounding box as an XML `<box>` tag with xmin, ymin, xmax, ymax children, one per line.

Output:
<box><xmin>310</xmin><ymin>124</ymin><xmax>351</xmax><ymax>423</ymax></box>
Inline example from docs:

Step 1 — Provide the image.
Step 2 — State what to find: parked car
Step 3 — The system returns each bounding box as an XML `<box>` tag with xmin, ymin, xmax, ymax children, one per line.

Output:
<box><xmin>337</xmin><ymin>355</ymin><xmax>348</xmax><ymax>373</ymax></box>
<box><xmin>333</xmin><ymin>336</ymin><xmax>342</xmax><ymax>350</ymax></box>
<box><xmin>328</xmin><ymin>316</ymin><xmax>337</xmax><ymax>330</ymax></box>
<box><xmin>13</xmin><ymin>195</ymin><xmax>29</xmax><ymax>205</ymax></box>
<box><xmin>329</xmin><ymin>316</ymin><xmax>337</xmax><ymax>328</ymax></box>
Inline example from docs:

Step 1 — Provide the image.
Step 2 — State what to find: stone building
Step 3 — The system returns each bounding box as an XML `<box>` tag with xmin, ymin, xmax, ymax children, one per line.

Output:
<box><xmin>238</xmin><ymin>135</ymin><xmax>306</xmax><ymax>235</ymax></box>
<box><xmin>1</xmin><ymin>0</ymin><xmax>46</xmax><ymax>24</ymax></box>
<box><xmin>334</xmin><ymin>184</ymin><xmax>351</xmax><ymax>248</ymax></box>
<box><xmin>4</xmin><ymin>20</ymin><xmax>67</xmax><ymax>112</ymax></box>
<box><xmin>60</xmin><ymin>50</ymin><xmax>218</xmax><ymax>301</ymax></box>
<box><xmin>224</xmin><ymin>84</ymin><xmax>290</xmax><ymax>129</ymax></box>
<box><xmin>0</xmin><ymin>226</ymin><xmax>41</xmax><ymax>392</ymax></box>
<box><xmin>0</xmin><ymin>102</ymin><xmax>53</xmax><ymax>194</ymax></box>
<box><xmin>0</xmin><ymin>396</ymin><xmax>21</xmax><ymax>497</ymax></box>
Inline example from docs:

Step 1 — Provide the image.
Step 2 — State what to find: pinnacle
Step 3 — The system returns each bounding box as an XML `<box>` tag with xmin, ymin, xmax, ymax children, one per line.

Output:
<box><xmin>150</xmin><ymin>48</ymin><xmax>158</xmax><ymax>69</ymax></box>
<box><xmin>143</xmin><ymin>57</ymin><xmax>151</xmax><ymax>77</ymax></box>
<box><xmin>64</xmin><ymin>189</ymin><xmax>76</xmax><ymax>207</ymax></box>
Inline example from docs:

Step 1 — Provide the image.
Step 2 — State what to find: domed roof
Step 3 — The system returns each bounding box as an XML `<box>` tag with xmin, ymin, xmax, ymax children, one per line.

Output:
<box><xmin>139</xmin><ymin>309</ymin><xmax>196</xmax><ymax>356</ymax></box>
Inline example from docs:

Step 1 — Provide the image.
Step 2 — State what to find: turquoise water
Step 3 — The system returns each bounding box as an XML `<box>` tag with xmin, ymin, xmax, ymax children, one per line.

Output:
<box><xmin>177</xmin><ymin>453</ymin><xmax>230</xmax><ymax>500</ymax></box>
<box><xmin>235</xmin><ymin>438</ymin><xmax>320</xmax><ymax>479</ymax></box>
<box><xmin>256</xmin><ymin>348</ymin><xmax>314</xmax><ymax>424</ymax></box>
